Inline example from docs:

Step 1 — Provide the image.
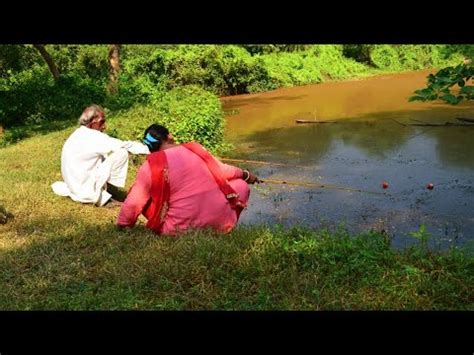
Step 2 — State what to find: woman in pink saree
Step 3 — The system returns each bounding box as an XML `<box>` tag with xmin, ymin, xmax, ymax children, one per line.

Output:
<box><xmin>117</xmin><ymin>124</ymin><xmax>260</xmax><ymax>235</ymax></box>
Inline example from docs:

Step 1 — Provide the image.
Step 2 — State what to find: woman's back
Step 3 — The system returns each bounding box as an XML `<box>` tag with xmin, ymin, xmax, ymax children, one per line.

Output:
<box><xmin>163</xmin><ymin>145</ymin><xmax>242</xmax><ymax>233</ymax></box>
<box><xmin>117</xmin><ymin>145</ymin><xmax>249</xmax><ymax>234</ymax></box>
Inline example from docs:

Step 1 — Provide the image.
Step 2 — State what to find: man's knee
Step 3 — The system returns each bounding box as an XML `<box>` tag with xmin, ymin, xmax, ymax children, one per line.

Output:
<box><xmin>102</xmin><ymin>148</ymin><xmax>130</xmax><ymax>188</ymax></box>
<box><xmin>109</xmin><ymin>148</ymin><xmax>129</xmax><ymax>165</ymax></box>
<box><xmin>115</xmin><ymin>148</ymin><xmax>129</xmax><ymax>161</ymax></box>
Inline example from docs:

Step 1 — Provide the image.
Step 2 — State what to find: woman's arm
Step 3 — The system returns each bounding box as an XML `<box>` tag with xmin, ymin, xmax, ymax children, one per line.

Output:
<box><xmin>117</xmin><ymin>161</ymin><xmax>152</xmax><ymax>227</ymax></box>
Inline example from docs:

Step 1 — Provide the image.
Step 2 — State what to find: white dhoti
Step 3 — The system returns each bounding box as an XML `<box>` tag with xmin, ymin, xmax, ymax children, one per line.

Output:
<box><xmin>93</xmin><ymin>148</ymin><xmax>130</xmax><ymax>206</ymax></box>
<box><xmin>52</xmin><ymin>126</ymin><xmax>149</xmax><ymax>207</ymax></box>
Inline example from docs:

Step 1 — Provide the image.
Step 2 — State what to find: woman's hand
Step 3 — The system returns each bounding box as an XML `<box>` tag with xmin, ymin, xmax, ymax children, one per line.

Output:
<box><xmin>243</xmin><ymin>170</ymin><xmax>261</xmax><ymax>184</ymax></box>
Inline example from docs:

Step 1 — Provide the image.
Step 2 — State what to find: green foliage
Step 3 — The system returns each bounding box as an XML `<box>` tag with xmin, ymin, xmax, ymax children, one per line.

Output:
<box><xmin>370</xmin><ymin>45</ymin><xmax>401</xmax><ymax>70</ymax></box>
<box><xmin>48</xmin><ymin>45</ymin><xmax>109</xmax><ymax>80</ymax></box>
<box><xmin>156</xmin><ymin>85</ymin><xmax>226</xmax><ymax>149</ymax></box>
<box><xmin>261</xmin><ymin>45</ymin><xmax>367</xmax><ymax>87</ymax></box>
<box><xmin>409</xmin><ymin>224</ymin><xmax>431</xmax><ymax>251</ymax></box>
<box><xmin>0</xmin><ymin>44</ymin><xmax>41</xmax><ymax>78</ymax></box>
<box><xmin>435</xmin><ymin>45</ymin><xmax>474</xmax><ymax>62</ymax></box>
<box><xmin>121</xmin><ymin>45</ymin><xmax>276</xmax><ymax>96</ymax></box>
<box><xmin>107</xmin><ymin>85</ymin><xmax>229</xmax><ymax>154</ymax></box>
<box><xmin>410</xmin><ymin>63</ymin><xmax>474</xmax><ymax>105</ymax></box>
<box><xmin>29</xmin><ymin>45</ymin><xmax>110</xmax><ymax>82</ymax></box>
<box><xmin>0</xmin><ymin>45</ymin><xmax>110</xmax><ymax>129</ymax></box>
<box><xmin>242</xmin><ymin>45</ymin><xmax>311</xmax><ymax>55</ymax></box>
<box><xmin>0</xmin><ymin>65</ymin><xmax>106</xmax><ymax>128</ymax></box>
<box><xmin>219</xmin><ymin>46</ymin><xmax>277</xmax><ymax>94</ymax></box>
<box><xmin>262</xmin><ymin>51</ymin><xmax>324</xmax><ymax>87</ymax></box>
<box><xmin>369</xmin><ymin>45</ymin><xmax>463</xmax><ymax>71</ymax></box>
<box><xmin>1</xmin><ymin>44</ymin><xmax>473</xmax><ymax>149</ymax></box>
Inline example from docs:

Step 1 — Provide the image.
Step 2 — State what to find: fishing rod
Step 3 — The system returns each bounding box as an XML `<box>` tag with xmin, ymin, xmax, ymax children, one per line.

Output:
<box><xmin>259</xmin><ymin>178</ymin><xmax>387</xmax><ymax>195</ymax></box>
<box><xmin>220</xmin><ymin>158</ymin><xmax>385</xmax><ymax>194</ymax></box>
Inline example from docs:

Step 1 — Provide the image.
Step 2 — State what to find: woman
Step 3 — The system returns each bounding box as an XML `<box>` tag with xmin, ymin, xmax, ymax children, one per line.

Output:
<box><xmin>117</xmin><ymin>124</ymin><xmax>260</xmax><ymax>235</ymax></box>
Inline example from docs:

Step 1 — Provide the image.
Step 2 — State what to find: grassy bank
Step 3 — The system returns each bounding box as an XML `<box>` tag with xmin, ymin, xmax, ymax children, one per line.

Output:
<box><xmin>0</xmin><ymin>129</ymin><xmax>472</xmax><ymax>310</ymax></box>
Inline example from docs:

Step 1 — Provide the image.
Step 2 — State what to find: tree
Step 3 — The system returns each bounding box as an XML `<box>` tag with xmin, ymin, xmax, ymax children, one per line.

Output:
<box><xmin>107</xmin><ymin>44</ymin><xmax>121</xmax><ymax>95</ymax></box>
<box><xmin>33</xmin><ymin>44</ymin><xmax>60</xmax><ymax>81</ymax></box>
<box><xmin>409</xmin><ymin>60</ymin><xmax>474</xmax><ymax>105</ymax></box>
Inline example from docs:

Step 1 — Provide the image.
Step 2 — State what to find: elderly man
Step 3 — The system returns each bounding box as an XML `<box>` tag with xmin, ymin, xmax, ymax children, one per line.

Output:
<box><xmin>51</xmin><ymin>105</ymin><xmax>149</xmax><ymax>207</ymax></box>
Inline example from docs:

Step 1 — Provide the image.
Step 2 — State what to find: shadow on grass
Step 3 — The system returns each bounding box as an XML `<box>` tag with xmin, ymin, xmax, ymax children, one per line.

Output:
<box><xmin>0</xmin><ymin>119</ymin><xmax>77</xmax><ymax>147</ymax></box>
<box><xmin>0</xmin><ymin>212</ymin><xmax>472</xmax><ymax>310</ymax></box>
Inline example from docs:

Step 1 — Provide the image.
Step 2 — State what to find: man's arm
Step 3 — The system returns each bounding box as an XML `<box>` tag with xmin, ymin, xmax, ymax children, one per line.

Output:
<box><xmin>121</xmin><ymin>140</ymin><xmax>150</xmax><ymax>155</ymax></box>
<box><xmin>95</xmin><ymin>131</ymin><xmax>149</xmax><ymax>156</ymax></box>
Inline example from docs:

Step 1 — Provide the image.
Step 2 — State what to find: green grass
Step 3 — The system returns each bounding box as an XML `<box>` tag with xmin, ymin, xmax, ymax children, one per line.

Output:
<box><xmin>0</xmin><ymin>129</ymin><xmax>473</xmax><ymax>310</ymax></box>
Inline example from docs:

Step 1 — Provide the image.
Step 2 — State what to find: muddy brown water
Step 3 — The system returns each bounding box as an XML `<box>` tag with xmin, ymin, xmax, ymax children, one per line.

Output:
<box><xmin>222</xmin><ymin>70</ymin><xmax>474</xmax><ymax>248</ymax></box>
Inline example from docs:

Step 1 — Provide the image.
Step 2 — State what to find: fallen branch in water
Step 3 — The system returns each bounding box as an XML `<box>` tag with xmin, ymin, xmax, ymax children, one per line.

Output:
<box><xmin>405</xmin><ymin>118</ymin><xmax>474</xmax><ymax>127</ymax></box>
<box><xmin>260</xmin><ymin>179</ymin><xmax>386</xmax><ymax>195</ymax></box>
<box><xmin>392</xmin><ymin>118</ymin><xmax>474</xmax><ymax>127</ymax></box>
<box><xmin>456</xmin><ymin>117</ymin><xmax>474</xmax><ymax>123</ymax></box>
<box><xmin>295</xmin><ymin>119</ymin><xmax>337</xmax><ymax>124</ymax></box>
<box><xmin>391</xmin><ymin>118</ymin><xmax>408</xmax><ymax>126</ymax></box>
<box><xmin>408</xmin><ymin>122</ymin><xmax>474</xmax><ymax>127</ymax></box>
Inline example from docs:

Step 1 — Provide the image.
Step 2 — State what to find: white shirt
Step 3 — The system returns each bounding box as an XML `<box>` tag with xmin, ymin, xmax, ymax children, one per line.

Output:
<box><xmin>51</xmin><ymin>126</ymin><xmax>149</xmax><ymax>205</ymax></box>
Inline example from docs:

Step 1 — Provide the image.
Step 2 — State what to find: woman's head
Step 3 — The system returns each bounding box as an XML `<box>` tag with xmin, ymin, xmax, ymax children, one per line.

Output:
<box><xmin>143</xmin><ymin>124</ymin><xmax>172</xmax><ymax>152</ymax></box>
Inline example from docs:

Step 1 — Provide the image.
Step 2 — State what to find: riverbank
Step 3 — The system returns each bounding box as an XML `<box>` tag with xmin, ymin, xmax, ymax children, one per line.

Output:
<box><xmin>0</xmin><ymin>131</ymin><xmax>473</xmax><ymax>310</ymax></box>
<box><xmin>221</xmin><ymin>69</ymin><xmax>434</xmax><ymax>102</ymax></box>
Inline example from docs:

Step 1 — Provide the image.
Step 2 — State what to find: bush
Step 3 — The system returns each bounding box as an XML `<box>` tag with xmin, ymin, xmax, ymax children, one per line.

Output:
<box><xmin>0</xmin><ymin>45</ymin><xmax>41</xmax><ymax>78</ymax></box>
<box><xmin>107</xmin><ymin>85</ymin><xmax>229</xmax><ymax>154</ymax></box>
<box><xmin>219</xmin><ymin>46</ymin><xmax>277</xmax><ymax>94</ymax></box>
<box><xmin>369</xmin><ymin>45</ymin><xmax>464</xmax><ymax>71</ymax></box>
<box><xmin>0</xmin><ymin>65</ymin><xmax>106</xmax><ymax>128</ymax></box>
<box><xmin>261</xmin><ymin>45</ymin><xmax>367</xmax><ymax>87</ymax></box>
<box><xmin>242</xmin><ymin>45</ymin><xmax>311</xmax><ymax>55</ymax></box>
<box><xmin>370</xmin><ymin>45</ymin><xmax>401</xmax><ymax>70</ymax></box>
<box><xmin>121</xmin><ymin>45</ymin><xmax>276</xmax><ymax>96</ymax></box>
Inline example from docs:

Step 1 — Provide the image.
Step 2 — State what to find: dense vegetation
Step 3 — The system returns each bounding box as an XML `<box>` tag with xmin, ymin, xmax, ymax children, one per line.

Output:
<box><xmin>0</xmin><ymin>44</ymin><xmax>468</xmax><ymax>151</ymax></box>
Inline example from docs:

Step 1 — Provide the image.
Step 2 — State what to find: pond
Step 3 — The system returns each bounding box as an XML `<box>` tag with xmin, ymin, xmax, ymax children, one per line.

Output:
<box><xmin>222</xmin><ymin>70</ymin><xmax>474</xmax><ymax>248</ymax></box>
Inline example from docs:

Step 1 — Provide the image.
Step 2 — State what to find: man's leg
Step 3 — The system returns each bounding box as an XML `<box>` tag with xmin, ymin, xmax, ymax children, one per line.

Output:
<box><xmin>106</xmin><ymin>148</ymin><xmax>129</xmax><ymax>188</ymax></box>
<box><xmin>95</xmin><ymin>148</ymin><xmax>129</xmax><ymax>206</ymax></box>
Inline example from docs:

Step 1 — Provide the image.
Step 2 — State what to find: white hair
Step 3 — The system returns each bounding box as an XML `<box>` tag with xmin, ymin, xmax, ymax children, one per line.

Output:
<box><xmin>78</xmin><ymin>105</ymin><xmax>105</xmax><ymax>126</ymax></box>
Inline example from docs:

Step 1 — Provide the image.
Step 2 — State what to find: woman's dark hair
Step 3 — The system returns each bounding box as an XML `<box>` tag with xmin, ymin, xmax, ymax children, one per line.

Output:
<box><xmin>143</xmin><ymin>124</ymin><xmax>169</xmax><ymax>152</ymax></box>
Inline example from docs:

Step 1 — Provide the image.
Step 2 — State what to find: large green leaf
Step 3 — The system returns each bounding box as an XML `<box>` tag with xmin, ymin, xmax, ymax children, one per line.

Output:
<box><xmin>440</xmin><ymin>94</ymin><xmax>461</xmax><ymax>105</ymax></box>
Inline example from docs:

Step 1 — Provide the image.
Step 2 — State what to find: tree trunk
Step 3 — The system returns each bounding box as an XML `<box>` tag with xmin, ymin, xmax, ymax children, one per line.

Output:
<box><xmin>33</xmin><ymin>44</ymin><xmax>60</xmax><ymax>81</ymax></box>
<box><xmin>107</xmin><ymin>44</ymin><xmax>121</xmax><ymax>95</ymax></box>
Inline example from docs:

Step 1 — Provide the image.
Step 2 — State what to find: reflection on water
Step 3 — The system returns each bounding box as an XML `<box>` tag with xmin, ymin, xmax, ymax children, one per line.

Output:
<box><xmin>222</xmin><ymin>70</ymin><xmax>474</xmax><ymax>248</ymax></box>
